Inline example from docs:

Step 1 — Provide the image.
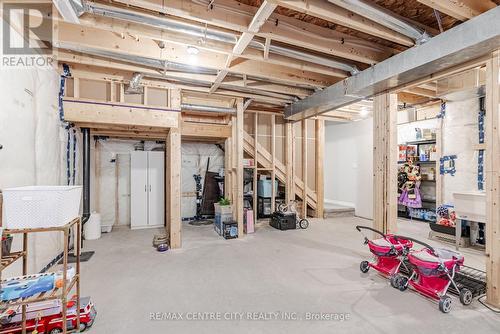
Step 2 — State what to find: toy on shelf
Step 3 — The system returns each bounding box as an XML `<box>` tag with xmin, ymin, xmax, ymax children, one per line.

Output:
<box><xmin>0</xmin><ymin>296</ymin><xmax>96</xmax><ymax>333</ymax></box>
<box><xmin>436</xmin><ymin>205</ymin><xmax>456</xmax><ymax>227</ymax></box>
<box><xmin>1</xmin><ymin>267</ymin><xmax>75</xmax><ymax>302</ymax></box>
<box><xmin>398</xmin><ymin>158</ymin><xmax>422</xmax><ymax>209</ymax></box>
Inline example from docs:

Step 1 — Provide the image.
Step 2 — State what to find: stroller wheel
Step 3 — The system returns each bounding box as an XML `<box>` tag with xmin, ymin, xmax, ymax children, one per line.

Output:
<box><xmin>397</xmin><ymin>275</ymin><xmax>408</xmax><ymax>291</ymax></box>
<box><xmin>360</xmin><ymin>261</ymin><xmax>370</xmax><ymax>273</ymax></box>
<box><xmin>299</xmin><ymin>219</ymin><xmax>309</xmax><ymax>229</ymax></box>
<box><xmin>390</xmin><ymin>275</ymin><xmax>399</xmax><ymax>289</ymax></box>
<box><xmin>439</xmin><ymin>296</ymin><xmax>452</xmax><ymax>313</ymax></box>
<box><xmin>459</xmin><ymin>288</ymin><xmax>473</xmax><ymax>306</ymax></box>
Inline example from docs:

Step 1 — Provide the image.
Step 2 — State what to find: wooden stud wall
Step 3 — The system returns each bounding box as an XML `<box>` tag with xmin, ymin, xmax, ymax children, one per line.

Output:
<box><xmin>485</xmin><ymin>50</ymin><xmax>500</xmax><ymax>308</ymax></box>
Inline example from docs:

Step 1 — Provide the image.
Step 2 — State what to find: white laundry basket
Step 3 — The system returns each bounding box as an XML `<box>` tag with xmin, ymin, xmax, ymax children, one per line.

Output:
<box><xmin>2</xmin><ymin>186</ymin><xmax>82</xmax><ymax>229</ymax></box>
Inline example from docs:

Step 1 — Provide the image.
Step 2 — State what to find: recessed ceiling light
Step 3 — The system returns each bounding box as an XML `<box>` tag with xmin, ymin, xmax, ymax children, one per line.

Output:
<box><xmin>187</xmin><ymin>46</ymin><xmax>199</xmax><ymax>55</ymax></box>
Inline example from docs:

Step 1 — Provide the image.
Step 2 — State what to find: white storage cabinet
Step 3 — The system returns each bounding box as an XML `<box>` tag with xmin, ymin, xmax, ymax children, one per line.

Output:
<box><xmin>130</xmin><ymin>151</ymin><xmax>165</xmax><ymax>229</ymax></box>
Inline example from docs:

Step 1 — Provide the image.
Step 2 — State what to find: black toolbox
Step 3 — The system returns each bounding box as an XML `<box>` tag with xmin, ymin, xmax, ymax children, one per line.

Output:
<box><xmin>270</xmin><ymin>211</ymin><xmax>296</xmax><ymax>230</ymax></box>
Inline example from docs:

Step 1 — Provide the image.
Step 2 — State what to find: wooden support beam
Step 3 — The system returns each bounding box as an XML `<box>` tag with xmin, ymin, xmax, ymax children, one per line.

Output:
<box><xmin>181</xmin><ymin>121</ymin><xmax>231</xmax><ymax>139</ymax></box>
<box><xmin>285</xmin><ymin>122</ymin><xmax>295</xmax><ymax>203</ymax></box>
<box><xmin>271</xmin><ymin>114</ymin><xmax>276</xmax><ymax>212</ymax></box>
<box><xmin>302</xmin><ymin>120</ymin><xmax>308</xmax><ymax>219</ymax></box>
<box><xmin>270</xmin><ymin>0</ymin><xmax>414</xmax><ymax>46</ymax></box>
<box><xmin>373</xmin><ymin>93</ymin><xmax>398</xmax><ymax>234</ymax></box>
<box><xmin>209</xmin><ymin>1</ymin><xmax>277</xmax><ymax>93</ymax></box>
<box><xmin>315</xmin><ymin>119</ymin><xmax>325</xmax><ymax>219</ymax></box>
<box><xmin>224</xmin><ymin>138</ymin><xmax>233</xmax><ymax>202</ymax></box>
<box><xmin>254</xmin><ymin>112</ymin><xmax>259</xmax><ymax>223</ymax></box>
<box><xmin>63</xmin><ymin>98</ymin><xmax>179</xmax><ymax>128</ymax></box>
<box><xmin>417</xmin><ymin>0</ymin><xmax>496</xmax><ymax>21</ymax></box>
<box><xmin>166</xmin><ymin>126</ymin><xmax>182</xmax><ymax>249</ymax></box>
<box><xmin>485</xmin><ymin>50</ymin><xmax>500</xmax><ymax>308</ymax></box>
<box><xmin>235</xmin><ymin>99</ymin><xmax>245</xmax><ymax>236</ymax></box>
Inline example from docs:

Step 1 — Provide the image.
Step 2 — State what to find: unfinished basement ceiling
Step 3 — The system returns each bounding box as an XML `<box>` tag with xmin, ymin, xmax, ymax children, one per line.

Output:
<box><xmin>51</xmin><ymin>0</ymin><xmax>498</xmax><ymax>121</ymax></box>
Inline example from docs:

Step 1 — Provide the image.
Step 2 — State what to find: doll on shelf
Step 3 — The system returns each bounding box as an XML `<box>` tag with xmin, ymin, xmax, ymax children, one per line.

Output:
<box><xmin>397</xmin><ymin>156</ymin><xmax>422</xmax><ymax>208</ymax></box>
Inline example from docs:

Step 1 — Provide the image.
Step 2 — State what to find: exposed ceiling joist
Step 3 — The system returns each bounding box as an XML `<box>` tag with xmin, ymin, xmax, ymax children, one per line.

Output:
<box><xmin>111</xmin><ymin>0</ymin><xmax>393</xmax><ymax>64</ymax></box>
<box><xmin>417</xmin><ymin>0</ymin><xmax>496</xmax><ymax>21</ymax></box>
<box><xmin>284</xmin><ymin>6</ymin><xmax>500</xmax><ymax>120</ymax></box>
<box><xmin>210</xmin><ymin>0</ymin><xmax>277</xmax><ymax>93</ymax></box>
<box><xmin>54</xmin><ymin>22</ymin><xmax>336</xmax><ymax>88</ymax></box>
<box><xmin>268</xmin><ymin>0</ymin><xmax>414</xmax><ymax>46</ymax></box>
<box><xmin>76</xmin><ymin>12</ymin><xmax>345</xmax><ymax>77</ymax></box>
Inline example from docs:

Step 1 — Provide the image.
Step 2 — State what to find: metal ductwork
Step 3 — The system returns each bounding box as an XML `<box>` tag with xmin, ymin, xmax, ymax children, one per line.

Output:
<box><xmin>181</xmin><ymin>103</ymin><xmax>236</xmax><ymax>113</ymax></box>
<box><xmin>328</xmin><ymin>0</ymin><xmax>431</xmax><ymax>45</ymax></box>
<box><xmin>84</xmin><ymin>2</ymin><xmax>358</xmax><ymax>74</ymax></box>
<box><xmin>58</xmin><ymin>43</ymin><xmax>302</xmax><ymax>103</ymax></box>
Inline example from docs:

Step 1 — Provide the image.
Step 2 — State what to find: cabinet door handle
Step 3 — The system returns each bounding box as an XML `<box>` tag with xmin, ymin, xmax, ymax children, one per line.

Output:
<box><xmin>145</xmin><ymin>185</ymin><xmax>147</xmax><ymax>192</ymax></box>
<box><xmin>149</xmin><ymin>184</ymin><xmax>152</xmax><ymax>192</ymax></box>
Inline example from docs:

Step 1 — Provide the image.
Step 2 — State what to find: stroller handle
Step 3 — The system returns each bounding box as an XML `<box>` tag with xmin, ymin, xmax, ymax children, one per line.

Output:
<box><xmin>393</xmin><ymin>235</ymin><xmax>435</xmax><ymax>253</ymax></box>
<box><xmin>355</xmin><ymin>225</ymin><xmax>386</xmax><ymax>238</ymax></box>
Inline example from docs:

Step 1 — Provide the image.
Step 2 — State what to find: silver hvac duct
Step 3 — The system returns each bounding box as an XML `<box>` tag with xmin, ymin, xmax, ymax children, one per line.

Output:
<box><xmin>181</xmin><ymin>103</ymin><xmax>236</xmax><ymax>113</ymax></box>
<box><xmin>84</xmin><ymin>2</ymin><xmax>359</xmax><ymax>74</ymax></box>
<box><xmin>328</xmin><ymin>0</ymin><xmax>431</xmax><ymax>45</ymax></box>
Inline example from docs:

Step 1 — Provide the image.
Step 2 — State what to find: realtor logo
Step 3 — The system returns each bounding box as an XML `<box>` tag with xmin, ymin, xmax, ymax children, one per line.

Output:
<box><xmin>1</xmin><ymin>2</ymin><xmax>53</xmax><ymax>67</ymax></box>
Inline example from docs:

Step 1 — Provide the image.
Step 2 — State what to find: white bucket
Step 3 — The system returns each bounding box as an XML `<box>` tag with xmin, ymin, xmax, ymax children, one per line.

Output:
<box><xmin>84</xmin><ymin>212</ymin><xmax>101</xmax><ymax>240</ymax></box>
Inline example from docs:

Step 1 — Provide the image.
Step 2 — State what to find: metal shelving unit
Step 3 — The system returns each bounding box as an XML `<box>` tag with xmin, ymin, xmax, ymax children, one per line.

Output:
<box><xmin>398</xmin><ymin>139</ymin><xmax>438</xmax><ymax>222</ymax></box>
<box><xmin>0</xmin><ymin>218</ymin><xmax>81</xmax><ymax>334</ymax></box>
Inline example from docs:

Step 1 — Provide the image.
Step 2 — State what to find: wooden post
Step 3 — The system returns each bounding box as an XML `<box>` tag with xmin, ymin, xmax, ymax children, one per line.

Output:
<box><xmin>271</xmin><ymin>114</ymin><xmax>276</xmax><ymax>212</ymax></box>
<box><xmin>302</xmin><ymin>120</ymin><xmax>308</xmax><ymax>219</ymax></box>
<box><xmin>485</xmin><ymin>50</ymin><xmax>500</xmax><ymax>308</ymax></box>
<box><xmin>254</xmin><ymin>112</ymin><xmax>258</xmax><ymax>222</ymax></box>
<box><xmin>436</xmin><ymin>114</ymin><xmax>444</xmax><ymax>206</ymax></box>
<box><xmin>224</xmin><ymin>138</ymin><xmax>233</xmax><ymax>201</ymax></box>
<box><xmin>166</xmin><ymin>88</ymin><xmax>181</xmax><ymax>249</ymax></box>
<box><xmin>373</xmin><ymin>93</ymin><xmax>398</xmax><ymax>234</ymax></box>
<box><xmin>166</xmin><ymin>126</ymin><xmax>181</xmax><ymax>249</ymax></box>
<box><xmin>315</xmin><ymin>118</ymin><xmax>325</xmax><ymax>219</ymax></box>
<box><xmin>285</xmin><ymin>122</ymin><xmax>295</xmax><ymax>203</ymax></box>
<box><xmin>235</xmin><ymin>99</ymin><xmax>244</xmax><ymax>237</ymax></box>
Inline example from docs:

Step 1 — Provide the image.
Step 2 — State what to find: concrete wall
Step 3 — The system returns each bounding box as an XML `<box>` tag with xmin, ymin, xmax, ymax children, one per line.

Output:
<box><xmin>0</xmin><ymin>65</ymin><xmax>65</xmax><ymax>275</ymax></box>
<box><xmin>324</xmin><ymin>118</ymin><xmax>373</xmax><ymax>219</ymax></box>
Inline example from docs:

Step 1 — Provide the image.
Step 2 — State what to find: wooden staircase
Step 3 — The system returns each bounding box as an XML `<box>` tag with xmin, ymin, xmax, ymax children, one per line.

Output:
<box><xmin>243</xmin><ymin>131</ymin><xmax>317</xmax><ymax>210</ymax></box>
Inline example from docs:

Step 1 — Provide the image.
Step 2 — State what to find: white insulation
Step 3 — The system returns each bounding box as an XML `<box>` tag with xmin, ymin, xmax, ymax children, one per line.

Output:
<box><xmin>442</xmin><ymin>98</ymin><xmax>480</xmax><ymax>204</ymax></box>
<box><xmin>0</xmin><ymin>65</ymin><xmax>65</xmax><ymax>275</ymax></box>
<box><xmin>94</xmin><ymin>140</ymin><xmax>224</xmax><ymax>229</ymax></box>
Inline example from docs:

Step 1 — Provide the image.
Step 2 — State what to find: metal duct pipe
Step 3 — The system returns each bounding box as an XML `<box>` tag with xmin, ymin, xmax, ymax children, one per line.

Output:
<box><xmin>82</xmin><ymin>128</ymin><xmax>91</xmax><ymax>225</ymax></box>
<box><xmin>129</xmin><ymin>72</ymin><xmax>143</xmax><ymax>89</ymax></box>
<box><xmin>181</xmin><ymin>103</ymin><xmax>236</xmax><ymax>113</ymax></box>
<box><xmin>84</xmin><ymin>2</ymin><xmax>358</xmax><ymax>73</ymax></box>
<box><xmin>328</xmin><ymin>0</ymin><xmax>431</xmax><ymax>45</ymax></box>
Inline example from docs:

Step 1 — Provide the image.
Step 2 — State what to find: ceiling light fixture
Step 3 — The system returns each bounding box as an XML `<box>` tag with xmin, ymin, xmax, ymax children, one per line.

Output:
<box><xmin>187</xmin><ymin>46</ymin><xmax>199</xmax><ymax>55</ymax></box>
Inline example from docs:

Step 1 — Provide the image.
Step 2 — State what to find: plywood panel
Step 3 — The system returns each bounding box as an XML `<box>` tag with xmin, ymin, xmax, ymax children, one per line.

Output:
<box><xmin>80</xmin><ymin>79</ymin><xmax>108</xmax><ymax>101</ymax></box>
<box><xmin>124</xmin><ymin>92</ymin><xmax>144</xmax><ymax>105</ymax></box>
<box><xmin>148</xmin><ymin>87</ymin><xmax>168</xmax><ymax>107</ymax></box>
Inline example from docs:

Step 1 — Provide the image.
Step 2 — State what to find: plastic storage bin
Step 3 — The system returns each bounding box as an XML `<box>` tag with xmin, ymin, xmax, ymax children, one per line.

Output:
<box><xmin>2</xmin><ymin>186</ymin><xmax>82</xmax><ymax>229</ymax></box>
<box><xmin>257</xmin><ymin>180</ymin><xmax>278</xmax><ymax>198</ymax></box>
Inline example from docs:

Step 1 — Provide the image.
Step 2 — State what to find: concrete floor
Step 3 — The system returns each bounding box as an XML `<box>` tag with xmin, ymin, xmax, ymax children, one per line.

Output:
<box><xmin>81</xmin><ymin>217</ymin><xmax>499</xmax><ymax>334</ymax></box>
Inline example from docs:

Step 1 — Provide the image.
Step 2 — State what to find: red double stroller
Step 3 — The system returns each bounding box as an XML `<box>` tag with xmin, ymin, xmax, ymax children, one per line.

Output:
<box><xmin>391</xmin><ymin>236</ymin><xmax>473</xmax><ymax>313</ymax></box>
<box><xmin>356</xmin><ymin>226</ymin><xmax>413</xmax><ymax>286</ymax></box>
